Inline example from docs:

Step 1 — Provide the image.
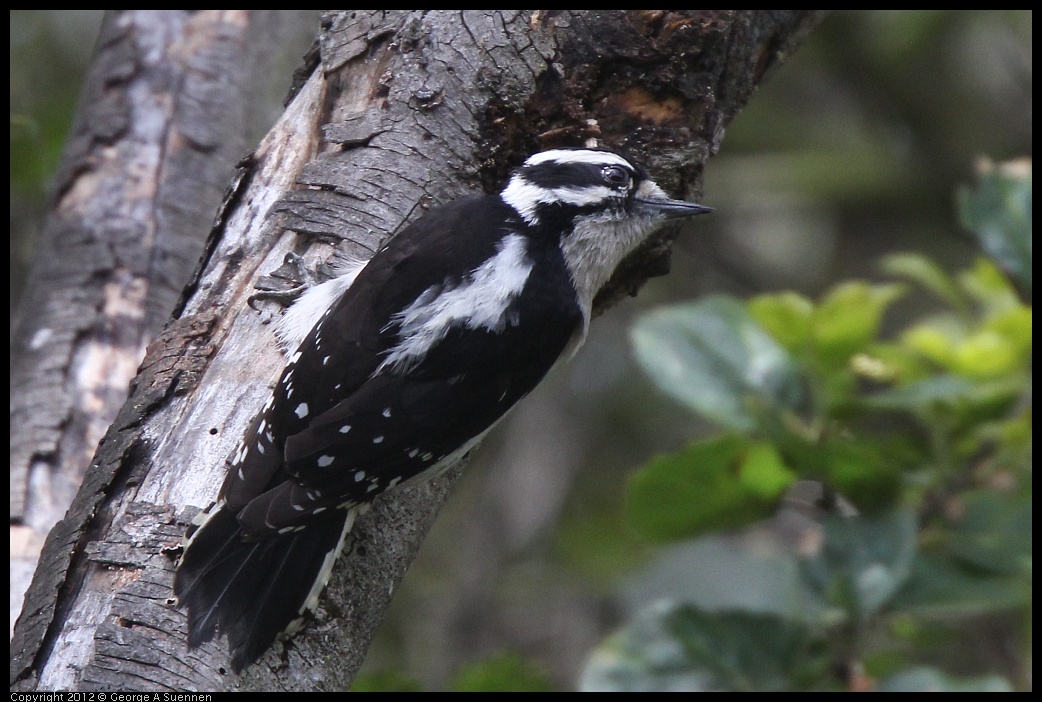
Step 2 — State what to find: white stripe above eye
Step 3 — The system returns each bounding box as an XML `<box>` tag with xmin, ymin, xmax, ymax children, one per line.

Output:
<box><xmin>376</xmin><ymin>233</ymin><xmax>533</xmax><ymax>374</ymax></box>
<box><xmin>523</xmin><ymin>149</ymin><xmax>633</xmax><ymax>169</ymax></box>
<box><xmin>501</xmin><ymin>178</ymin><xmax>618</xmax><ymax>225</ymax></box>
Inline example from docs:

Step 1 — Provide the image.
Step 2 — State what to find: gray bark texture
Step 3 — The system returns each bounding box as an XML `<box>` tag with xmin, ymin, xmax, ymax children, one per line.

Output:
<box><xmin>7</xmin><ymin>9</ymin><xmax>314</xmax><ymax>639</ymax></box>
<box><xmin>10</xmin><ymin>10</ymin><xmax>825</xmax><ymax>692</ymax></box>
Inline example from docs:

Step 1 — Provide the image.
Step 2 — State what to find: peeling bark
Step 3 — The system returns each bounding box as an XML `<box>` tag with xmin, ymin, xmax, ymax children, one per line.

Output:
<box><xmin>9</xmin><ymin>9</ymin><xmax>307</xmax><ymax>641</ymax></box>
<box><xmin>10</xmin><ymin>10</ymin><xmax>826</xmax><ymax>691</ymax></box>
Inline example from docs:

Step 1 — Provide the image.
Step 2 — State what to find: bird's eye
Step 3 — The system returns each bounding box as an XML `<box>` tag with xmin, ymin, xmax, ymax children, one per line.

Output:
<box><xmin>602</xmin><ymin>165</ymin><xmax>630</xmax><ymax>188</ymax></box>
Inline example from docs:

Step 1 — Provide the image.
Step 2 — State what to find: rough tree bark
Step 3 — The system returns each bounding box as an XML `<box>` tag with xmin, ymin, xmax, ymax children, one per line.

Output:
<box><xmin>10</xmin><ymin>10</ymin><xmax>825</xmax><ymax>692</ymax></box>
<box><xmin>9</xmin><ymin>9</ymin><xmax>315</xmax><ymax>638</ymax></box>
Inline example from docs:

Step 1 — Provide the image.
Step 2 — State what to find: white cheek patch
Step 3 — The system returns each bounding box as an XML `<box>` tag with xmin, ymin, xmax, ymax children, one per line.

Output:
<box><xmin>376</xmin><ymin>234</ymin><xmax>533</xmax><ymax>374</ymax></box>
<box><xmin>549</xmin><ymin>185</ymin><xmax>616</xmax><ymax>208</ymax></box>
<box><xmin>500</xmin><ymin>177</ymin><xmax>545</xmax><ymax>225</ymax></box>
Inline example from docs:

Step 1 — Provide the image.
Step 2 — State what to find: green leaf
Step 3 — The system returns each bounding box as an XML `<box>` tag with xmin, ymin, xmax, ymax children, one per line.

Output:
<box><xmin>581</xmin><ymin>602</ymin><xmax>828</xmax><ymax>692</ymax></box>
<box><xmin>748</xmin><ymin>292</ymin><xmax>815</xmax><ymax>355</ymax></box>
<box><xmin>624</xmin><ymin>535</ymin><xmax>827</xmax><ymax>622</ymax></box>
<box><xmin>984</xmin><ymin>304</ymin><xmax>1033</xmax><ymax>358</ymax></box>
<box><xmin>889</xmin><ymin>552</ymin><xmax>1028</xmax><ymax>617</ymax></box>
<box><xmin>631</xmin><ymin>297</ymin><xmax>806</xmax><ymax>432</ymax></box>
<box><xmin>943</xmin><ymin>490</ymin><xmax>1032</xmax><ymax>577</ymax></box>
<box><xmin>801</xmin><ymin>510</ymin><xmax>918</xmax><ymax>622</ymax></box>
<box><xmin>950</xmin><ymin>330</ymin><xmax>1021</xmax><ymax>378</ymax></box>
<box><xmin>627</xmin><ymin>436</ymin><xmax>793</xmax><ymax>542</ymax></box>
<box><xmin>959</xmin><ymin>258</ymin><xmax>1022</xmax><ymax>312</ymax></box>
<box><xmin>853</xmin><ymin>343</ymin><xmax>934</xmax><ymax>385</ymax></box>
<box><xmin>880</xmin><ymin>253</ymin><xmax>966</xmax><ymax>310</ymax></box>
<box><xmin>945</xmin><ymin>303</ymin><xmax>1033</xmax><ymax>379</ymax></box>
<box><xmin>877</xmin><ymin>667</ymin><xmax>1013</xmax><ymax>692</ymax></box>
<box><xmin>900</xmin><ymin>319</ymin><xmax>961</xmax><ymax>368</ymax></box>
<box><xmin>738</xmin><ymin>442</ymin><xmax>798</xmax><ymax>500</ymax></box>
<box><xmin>863</xmin><ymin>374</ymin><xmax>977</xmax><ymax>411</ymax></box>
<box><xmin>668</xmin><ymin>607</ymin><xmax>829</xmax><ymax>691</ymax></box>
<box><xmin>957</xmin><ymin>158</ymin><xmax>1032</xmax><ymax>298</ymax></box>
<box><xmin>811</xmin><ymin>282</ymin><xmax>906</xmax><ymax>366</ymax></box>
<box><xmin>451</xmin><ymin>653</ymin><xmax>554</xmax><ymax>692</ymax></box>
<box><xmin>815</xmin><ymin>435</ymin><xmax>905</xmax><ymax>511</ymax></box>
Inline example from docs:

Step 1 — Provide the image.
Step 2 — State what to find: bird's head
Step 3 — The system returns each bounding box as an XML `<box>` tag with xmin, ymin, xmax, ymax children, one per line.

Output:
<box><xmin>500</xmin><ymin>147</ymin><xmax>712</xmax><ymax>227</ymax></box>
<box><xmin>500</xmin><ymin>147</ymin><xmax>713</xmax><ymax>311</ymax></box>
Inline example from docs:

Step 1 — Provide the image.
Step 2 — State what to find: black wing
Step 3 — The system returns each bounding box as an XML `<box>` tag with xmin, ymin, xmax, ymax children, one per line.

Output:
<box><xmin>222</xmin><ymin>194</ymin><xmax>583</xmax><ymax>537</ymax></box>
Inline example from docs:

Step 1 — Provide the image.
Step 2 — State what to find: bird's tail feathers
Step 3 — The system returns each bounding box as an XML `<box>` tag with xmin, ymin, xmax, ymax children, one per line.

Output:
<box><xmin>174</xmin><ymin>504</ymin><xmax>354</xmax><ymax>672</ymax></box>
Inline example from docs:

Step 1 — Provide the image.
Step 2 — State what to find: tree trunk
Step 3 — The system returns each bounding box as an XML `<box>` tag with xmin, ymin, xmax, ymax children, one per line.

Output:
<box><xmin>10</xmin><ymin>4</ymin><xmax>319</xmax><ymax>654</ymax></box>
<box><xmin>10</xmin><ymin>10</ymin><xmax>826</xmax><ymax>691</ymax></box>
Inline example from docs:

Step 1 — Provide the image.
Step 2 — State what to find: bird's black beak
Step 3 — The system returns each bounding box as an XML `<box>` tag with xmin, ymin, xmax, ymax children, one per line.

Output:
<box><xmin>635</xmin><ymin>197</ymin><xmax>714</xmax><ymax>219</ymax></box>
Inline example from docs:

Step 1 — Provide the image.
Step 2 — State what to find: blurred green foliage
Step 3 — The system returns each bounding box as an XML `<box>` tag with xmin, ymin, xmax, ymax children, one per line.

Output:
<box><xmin>585</xmin><ymin>162</ymin><xmax>1032</xmax><ymax>691</ymax></box>
<box><xmin>957</xmin><ymin>159</ymin><xmax>1032</xmax><ymax>298</ymax></box>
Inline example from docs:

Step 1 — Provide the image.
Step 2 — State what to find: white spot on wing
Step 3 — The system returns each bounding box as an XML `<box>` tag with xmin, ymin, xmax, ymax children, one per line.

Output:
<box><xmin>382</xmin><ymin>407</ymin><xmax>392</xmax><ymax>418</ymax></box>
<box><xmin>339</xmin><ymin>425</ymin><xmax>352</xmax><ymax>434</ymax></box>
<box><xmin>354</xmin><ymin>471</ymin><xmax>365</xmax><ymax>482</ymax></box>
<box><xmin>318</xmin><ymin>455</ymin><xmax>334</xmax><ymax>467</ymax></box>
<box><xmin>373</xmin><ymin>436</ymin><xmax>384</xmax><ymax>444</ymax></box>
<box><xmin>295</xmin><ymin>402</ymin><xmax>309</xmax><ymax>418</ymax></box>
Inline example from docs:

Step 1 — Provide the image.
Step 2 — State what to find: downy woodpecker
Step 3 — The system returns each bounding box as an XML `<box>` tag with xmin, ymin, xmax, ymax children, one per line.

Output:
<box><xmin>174</xmin><ymin>147</ymin><xmax>713</xmax><ymax>671</ymax></box>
